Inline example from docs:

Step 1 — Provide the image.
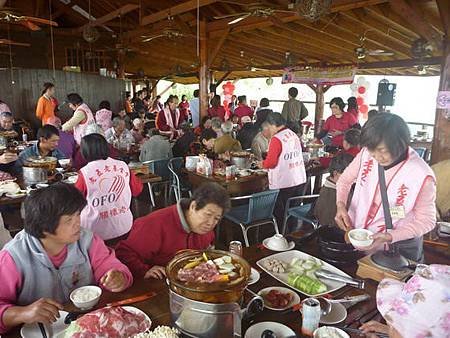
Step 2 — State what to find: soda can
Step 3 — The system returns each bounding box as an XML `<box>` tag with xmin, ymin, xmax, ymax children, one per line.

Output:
<box><xmin>301</xmin><ymin>297</ymin><xmax>321</xmax><ymax>336</ymax></box>
<box><xmin>226</xmin><ymin>166</ymin><xmax>233</xmax><ymax>180</ymax></box>
<box><xmin>229</xmin><ymin>241</ymin><xmax>243</xmax><ymax>256</ymax></box>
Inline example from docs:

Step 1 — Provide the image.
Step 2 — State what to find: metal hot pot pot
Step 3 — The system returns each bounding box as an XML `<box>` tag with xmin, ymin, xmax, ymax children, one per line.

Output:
<box><xmin>230</xmin><ymin>151</ymin><xmax>252</xmax><ymax>169</ymax></box>
<box><xmin>166</xmin><ymin>249</ymin><xmax>263</xmax><ymax>337</ymax></box>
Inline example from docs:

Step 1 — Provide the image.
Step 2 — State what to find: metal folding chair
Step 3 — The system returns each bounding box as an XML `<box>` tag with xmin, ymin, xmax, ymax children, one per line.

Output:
<box><xmin>282</xmin><ymin>194</ymin><xmax>320</xmax><ymax>235</ymax></box>
<box><xmin>142</xmin><ymin>158</ymin><xmax>171</xmax><ymax>208</ymax></box>
<box><xmin>168</xmin><ymin>157</ymin><xmax>191</xmax><ymax>202</ymax></box>
<box><xmin>224</xmin><ymin>190</ymin><xmax>280</xmax><ymax>247</ymax></box>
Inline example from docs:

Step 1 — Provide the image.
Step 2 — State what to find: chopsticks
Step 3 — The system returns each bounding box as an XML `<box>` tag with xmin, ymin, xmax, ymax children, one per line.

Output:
<box><xmin>38</xmin><ymin>323</ymin><xmax>48</xmax><ymax>338</ymax></box>
<box><xmin>105</xmin><ymin>292</ymin><xmax>156</xmax><ymax>307</ymax></box>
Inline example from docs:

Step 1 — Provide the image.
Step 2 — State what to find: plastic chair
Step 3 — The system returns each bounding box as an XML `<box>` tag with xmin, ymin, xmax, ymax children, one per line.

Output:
<box><xmin>224</xmin><ymin>190</ymin><xmax>280</xmax><ymax>247</ymax></box>
<box><xmin>142</xmin><ymin>158</ymin><xmax>171</xmax><ymax>207</ymax></box>
<box><xmin>168</xmin><ymin>157</ymin><xmax>191</xmax><ymax>202</ymax></box>
<box><xmin>282</xmin><ymin>194</ymin><xmax>320</xmax><ymax>235</ymax></box>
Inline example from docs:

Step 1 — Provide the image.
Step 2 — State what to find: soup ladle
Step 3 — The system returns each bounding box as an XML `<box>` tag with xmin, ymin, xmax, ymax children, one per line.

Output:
<box><xmin>261</xmin><ymin>329</ymin><xmax>297</xmax><ymax>338</ymax></box>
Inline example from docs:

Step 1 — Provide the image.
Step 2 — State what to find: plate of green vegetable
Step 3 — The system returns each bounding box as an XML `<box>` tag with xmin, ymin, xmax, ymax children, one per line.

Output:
<box><xmin>256</xmin><ymin>250</ymin><xmax>352</xmax><ymax>297</ymax></box>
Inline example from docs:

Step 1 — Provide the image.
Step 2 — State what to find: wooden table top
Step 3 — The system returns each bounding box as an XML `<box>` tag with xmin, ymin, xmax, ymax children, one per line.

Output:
<box><xmin>4</xmin><ymin>239</ymin><xmax>448</xmax><ymax>338</ymax></box>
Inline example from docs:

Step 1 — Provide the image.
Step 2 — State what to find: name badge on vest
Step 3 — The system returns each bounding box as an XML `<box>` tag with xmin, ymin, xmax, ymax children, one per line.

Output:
<box><xmin>390</xmin><ymin>205</ymin><xmax>406</xmax><ymax>219</ymax></box>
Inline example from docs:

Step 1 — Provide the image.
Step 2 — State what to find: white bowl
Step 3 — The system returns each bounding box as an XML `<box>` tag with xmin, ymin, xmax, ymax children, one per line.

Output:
<box><xmin>70</xmin><ymin>285</ymin><xmax>102</xmax><ymax>310</ymax></box>
<box><xmin>348</xmin><ymin>229</ymin><xmax>374</xmax><ymax>248</ymax></box>
<box><xmin>266</xmin><ymin>234</ymin><xmax>290</xmax><ymax>250</ymax></box>
<box><xmin>58</xmin><ymin>159</ymin><xmax>71</xmax><ymax>167</ymax></box>
<box><xmin>314</xmin><ymin>326</ymin><xmax>349</xmax><ymax>338</ymax></box>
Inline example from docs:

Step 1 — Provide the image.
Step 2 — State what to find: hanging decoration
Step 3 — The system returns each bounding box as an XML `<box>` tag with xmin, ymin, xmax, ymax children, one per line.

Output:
<box><xmin>350</xmin><ymin>76</ymin><xmax>371</xmax><ymax>118</ymax></box>
<box><xmin>282</xmin><ymin>66</ymin><xmax>356</xmax><ymax>85</ymax></box>
<box><xmin>222</xmin><ymin>81</ymin><xmax>235</xmax><ymax>120</ymax></box>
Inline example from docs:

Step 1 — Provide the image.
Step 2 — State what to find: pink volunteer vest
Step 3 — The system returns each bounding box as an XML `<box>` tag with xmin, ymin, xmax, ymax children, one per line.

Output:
<box><xmin>268</xmin><ymin>128</ymin><xmax>306</xmax><ymax>190</ymax></box>
<box><xmin>80</xmin><ymin>158</ymin><xmax>133</xmax><ymax>240</ymax></box>
<box><xmin>348</xmin><ymin>147</ymin><xmax>435</xmax><ymax>234</ymax></box>
<box><xmin>73</xmin><ymin>103</ymin><xmax>95</xmax><ymax>145</ymax></box>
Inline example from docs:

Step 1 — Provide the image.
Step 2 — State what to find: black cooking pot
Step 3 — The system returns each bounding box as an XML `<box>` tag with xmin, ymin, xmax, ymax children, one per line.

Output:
<box><xmin>317</xmin><ymin>226</ymin><xmax>363</xmax><ymax>266</ymax></box>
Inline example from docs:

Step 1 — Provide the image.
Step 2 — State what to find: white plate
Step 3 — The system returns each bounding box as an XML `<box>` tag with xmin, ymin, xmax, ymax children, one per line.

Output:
<box><xmin>248</xmin><ymin>268</ymin><xmax>260</xmax><ymax>285</ymax></box>
<box><xmin>262</xmin><ymin>238</ymin><xmax>295</xmax><ymax>252</ymax></box>
<box><xmin>122</xmin><ymin>306</ymin><xmax>152</xmax><ymax>326</ymax></box>
<box><xmin>5</xmin><ymin>191</ymin><xmax>26</xmax><ymax>199</ymax></box>
<box><xmin>245</xmin><ymin>322</ymin><xmax>296</xmax><ymax>338</ymax></box>
<box><xmin>320</xmin><ymin>302</ymin><xmax>347</xmax><ymax>325</ymax></box>
<box><xmin>63</xmin><ymin>175</ymin><xmax>78</xmax><ymax>184</ymax></box>
<box><xmin>256</xmin><ymin>250</ymin><xmax>352</xmax><ymax>297</ymax></box>
<box><xmin>21</xmin><ymin>311</ymin><xmax>69</xmax><ymax>338</ymax></box>
<box><xmin>258</xmin><ymin>286</ymin><xmax>301</xmax><ymax>311</ymax></box>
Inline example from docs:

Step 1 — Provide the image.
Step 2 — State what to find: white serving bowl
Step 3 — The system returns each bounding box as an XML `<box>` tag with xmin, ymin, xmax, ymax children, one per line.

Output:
<box><xmin>314</xmin><ymin>326</ymin><xmax>349</xmax><ymax>338</ymax></box>
<box><xmin>58</xmin><ymin>159</ymin><xmax>71</xmax><ymax>167</ymax></box>
<box><xmin>266</xmin><ymin>234</ymin><xmax>290</xmax><ymax>251</ymax></box>
<box><xmin>348</xmin><ymin>229</ymin><xmax>374</xmax><ymax>248</ymax></box>
<box><xmin>70</xmin><ymin>285</ymin><xmax>102</xmax><ymax>310</ymax></box>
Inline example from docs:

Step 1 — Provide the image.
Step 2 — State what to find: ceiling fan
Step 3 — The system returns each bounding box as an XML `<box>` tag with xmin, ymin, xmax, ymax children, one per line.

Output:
<box><xmin>141</xmin><ymin>16</ymin><xmax>197</xmax><ymax>43</ymax></box>
<box><xmin>0</xmin><ymin>38</ymin><xmax>30</xmax><ymax>47</ymax></box>
<box><xmin>214</xmin><ymin>2</ymin><xmax>296</xmax><ymax>25</ymax></box>
<box><xmin>355</xmin><ymin>34</ymin><xmax>394</xmax><ymax>60</ymax></box>
<box><xmin>0</xmin><ymin>8</ymin><xmax>58</xmax><ymax>31</ymax></box>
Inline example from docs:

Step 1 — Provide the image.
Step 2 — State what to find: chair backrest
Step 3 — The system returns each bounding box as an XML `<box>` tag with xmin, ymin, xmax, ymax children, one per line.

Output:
<box><xmin>413</xmin><ymin>147</ymin><xmax>427</xmax><ymax>160</ymax></box>
<box><xmin>142</xmin><ymin>158</ymin><xmax>171</xmax><ymax>181</ymax></box>
<box><xmin>168</xmin><ymin>157</ymin><xmax>184</xmax><ymax>183</ymax></box>
<box><xmin>246</xmin><ymin>189</ymin><xmax>279</xmax><ymax>223</ymax></box>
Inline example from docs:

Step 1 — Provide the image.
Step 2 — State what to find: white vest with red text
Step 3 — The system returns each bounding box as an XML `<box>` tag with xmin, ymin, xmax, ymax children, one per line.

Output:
<box><xmin>80</xmin><ymin>157</ymin><xmax>133</xmax><ymax>240</ymax></box>
<box><xmin>268</xmin><ymin>128</ymin><xmax>306</xmax><ymax>190</ymax></box>
<box><xmin>348</xmin><ymin>147</ymin><xmax>435</xmax><ymax>234</ymax></box>
<box><xmin>73</xmin><ymin>103</ymin><xmax>95</xmax><ymax>145</ymax></box>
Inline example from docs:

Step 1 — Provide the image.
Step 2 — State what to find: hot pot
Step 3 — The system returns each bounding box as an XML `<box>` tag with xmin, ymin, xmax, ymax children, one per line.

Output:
<box><xmin>166</xmin><ymin>249</ymin><xmax>262</xmax><ymax>337</ymax></box>
<box><xmin>230</xmin><ymin>151</ymin><xmax>252</xmax><ymax>170</ymax></box>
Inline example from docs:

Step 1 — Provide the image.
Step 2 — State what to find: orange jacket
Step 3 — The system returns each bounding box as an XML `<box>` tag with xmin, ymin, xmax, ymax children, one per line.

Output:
<box><xmin>36</xmin><ymin>95</ymin><xmax>55</xmax><ymax>125</ymax></box>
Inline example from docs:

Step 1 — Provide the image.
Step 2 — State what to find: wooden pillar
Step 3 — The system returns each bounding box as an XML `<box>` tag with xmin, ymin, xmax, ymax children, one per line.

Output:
<box><xmin>431</xmin><ymin>39</ymin><xmax>450</xmax><ymax>164</ymax></box>
<box><xmin>308</xmin><ymin>84</ymin><xmax>331</xmax><ymax>130</ymax></box>
<box><xmin>199</xmin><ymin>19</ymin><xmax>209</xmax><ymax>119</ymax></box>
<box><xmin>151</xmin><ymin>80</ymin><xmax>158</xmax><ymax>100</ymax></box>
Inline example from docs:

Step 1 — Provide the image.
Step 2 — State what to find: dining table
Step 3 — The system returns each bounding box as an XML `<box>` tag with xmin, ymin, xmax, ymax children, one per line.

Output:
<box><xmin>4</xmin><ymin>236</ymin><xmax>449</xmax><ymax>338</ymax></box>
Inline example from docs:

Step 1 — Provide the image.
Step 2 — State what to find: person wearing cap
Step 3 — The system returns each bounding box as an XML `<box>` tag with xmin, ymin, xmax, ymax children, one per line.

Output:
<box><xmin>213</xmin><ymin>121</ymin><xmax>242</xmax><ymax>155</ymax></box>
<box><xmin>360</xmin><ymin>264</ymin><xmax>450</xmax><ymax>338</ymax></box>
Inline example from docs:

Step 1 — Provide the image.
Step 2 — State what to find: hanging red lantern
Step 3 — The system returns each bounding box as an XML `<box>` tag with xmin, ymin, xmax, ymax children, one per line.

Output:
<box><xmin>360</xmin><ymin>104</ymin><xmax>369</xmax><ymax>114</ymax></box>
<box><xmin>356</xmin><ymin>96</ymin><xmax>364</xmax><ymax>106</ymax></box>
<box><xmin>357</xmin><ymin>86</ymin><xmax>366</xmax><ymax>94</ymax></box>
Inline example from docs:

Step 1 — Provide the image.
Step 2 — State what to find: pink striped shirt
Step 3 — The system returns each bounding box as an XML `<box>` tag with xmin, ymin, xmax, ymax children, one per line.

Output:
<box><xmin>336</xmin><ymin>150</ymin><xmax>436</xmax><ymax>243</ymax></box>
<box><xmin>0</xmin><ymin>234</ymin><xmax>133</xmax><ymax>333</ymax></box>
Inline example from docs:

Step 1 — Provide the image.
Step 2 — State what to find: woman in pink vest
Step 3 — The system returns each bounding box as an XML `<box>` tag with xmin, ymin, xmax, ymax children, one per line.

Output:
<box><xmin>335</xmin><ymin>113</ymin><xmax>436</xmax><ymax>262</ymax></box>
<box><xmin>156</xmin><ymin>95</ymin><xmax>182</xmax><ymax>139</ymax></box>
<box><xmin>259</xmin><ymin>112</ymin><xmax>307</xmax><ymax>226</ymax></box>
<box><xmin>95</xmin><ymin>100</ymin><xmax>113</xmax><ymax>132</ymax></box>
<box><xmin>74</xmin><ymin>134</ymin><xmax>143</xmax><ymax>244</ymax></box>
<box><xmin>62</xmin><ymin>93</ymin><xmax>95</xmax><ymax>145</ymax></box>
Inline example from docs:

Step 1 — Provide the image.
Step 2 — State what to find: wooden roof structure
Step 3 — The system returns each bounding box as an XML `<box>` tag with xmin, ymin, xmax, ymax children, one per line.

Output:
<box><xmin>1</xmin><ymin>0</ymin><xmax>448</xmax><ymax>83</ymax></box>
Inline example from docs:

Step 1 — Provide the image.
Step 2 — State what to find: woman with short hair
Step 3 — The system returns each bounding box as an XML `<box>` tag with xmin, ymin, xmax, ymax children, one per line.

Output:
<box><xmin>116</xmin><ymin>183</ymin><xmax>230</xmax><ymax>279</ymax></box>
<box><xmin>74</xmin><ymin>134</ymin><xmax>143</xmax><ymax>243</ymax></box>
<box><xmin>0</xmin><ymin>183</ymin><xmax>132</xmax><ymax>334</ymax></box>
<box><xmin>335</xmin><ymin>113</ymin><xmax>436</xmax><ymax>262</ymax></box>
<box><xmin>62</xmin><ymin>93</ymin><xmax>95</xmax><ymax>145</ymax></box>
<box><xmin>207</xmin><ymin>95</ymin><xmax>226</xmax><ymax>121</ymax></box>
<box><xmin>95</xmin><ymin>100</ymin><xmax>113</xmax><ymax>132</ymax></box>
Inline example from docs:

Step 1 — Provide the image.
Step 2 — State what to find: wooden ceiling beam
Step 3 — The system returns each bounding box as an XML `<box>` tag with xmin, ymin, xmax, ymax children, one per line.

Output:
<box><xmin>140</xmin><ymin>0</ymin><xmax>218</xmax><ymax>26</ymax></box>
<box><xmin>388</xmin><ymin>0</ymin><xmax>442</xmax><ymax>47</ymax></box>
<box><xmin>208</xmin><ymin>29</ymin><xmax>229</xmax><ymax>67</ymax></box>
<box><xmin>435</xmin><ymin>0</ymin><xmax>450</xmax><ymax>37</ymax></box>
<box><xmin>78</xmin><ymin>4</ymin><xmax>140</xmax><ymax>30</ymax></box>
<box><xmin>207</xmin><ymin>0</ymin><xmax>389</xmax><ymax>35</ymax></box>
<box><xmin>366</xmin><ymin>5</ymin><xmax>420</xmax><ymax>39</ymax></box>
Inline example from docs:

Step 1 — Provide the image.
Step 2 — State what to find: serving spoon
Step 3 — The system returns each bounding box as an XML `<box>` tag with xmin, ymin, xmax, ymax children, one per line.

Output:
<box><xmin>261</xmin><ymin>329</ymin><xmax>297</xmax><ymax>338</ymax></box>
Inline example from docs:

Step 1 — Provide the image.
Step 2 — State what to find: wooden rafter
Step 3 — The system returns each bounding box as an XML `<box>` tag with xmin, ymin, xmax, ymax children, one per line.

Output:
<box><xmin>208</xmin><ymin>29</ymin><xmax>229</xmax><ymax>67</ymax></box>
<box><xmin>140</xmin><ymin>0</ymin><xmax>218</xmax><ymax>26</ymax></box>
<box><xmin>78</xmin><ymin>4</ymin><xmax>140</xmax><ymax>30</ymax></box>
<box><xmin>389</xmin><ymin>0</ymin><xmax>442</xmax><ymax>47</ymax></box>
<box><xmin>436</xmin><ymin>0</ymin><xmax>450</xmax><ymax>37</ymax></box>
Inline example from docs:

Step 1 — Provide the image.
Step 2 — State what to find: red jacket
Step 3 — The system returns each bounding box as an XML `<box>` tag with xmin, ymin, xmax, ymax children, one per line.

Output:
<box><xmin>322</xmin><ymin>112</ymin><xmax>358</xmax><ymax>147</ymax></box>
<box><xmin>234</xmin><ymin>104</ymin><xmax>254</xmax><ymax>120</ymax></box>
<box><xmin>207</xmin><ymin>106</ymin><xmax>226</xmax><ymax>121</ymax></box>
<box><xmin>115</xmin><ymin>203</ymin><xmax>215</xmax><ymax>278</ymax></box>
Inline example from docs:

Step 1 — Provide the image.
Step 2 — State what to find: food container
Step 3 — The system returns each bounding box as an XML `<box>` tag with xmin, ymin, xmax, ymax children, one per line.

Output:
<box><xmin>230</xmin><ymin>151</ymin><xmax>252</xmax><ymax>169</ymax></box>
<box><xmin>348</xmin><ymin>229</ymin><xmax>374</xmax><ymax>248</ymax></box>
<box><xmin>70</xmin><ymin>285</ymin><xmax>102</xmax><ymax>310</ymax></box>
<box><xmin>307</xmin><ymin>144</ymin><xmax>324</xmax><ymax>158</ymax></box>
<box><xmin>166</xmin><ymin>249</ymin><xmax>251</xmax><ymax>304</ymax></box>
<box><xmin>22</xmin><ymin>167</ymin><xmax>48</xmax><ymax>186</ymax></box>
<box><xmin>185</xmin><ymin>156</ymin><xmax>200</xmax><ymax>171</ymax></box>
<box><xmin>24</xmin><ymin>156</ymin><xmax>58</xmax><ymax>174</ymax></box>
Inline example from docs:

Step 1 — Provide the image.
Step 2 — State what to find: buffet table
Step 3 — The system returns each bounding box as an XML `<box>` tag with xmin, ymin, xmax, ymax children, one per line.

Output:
<box><xmin>4</xmin><ymin>238</ymin><xmax>448</xmax><ymax>338</ymax></box>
